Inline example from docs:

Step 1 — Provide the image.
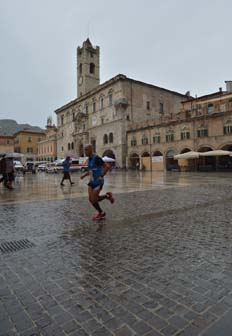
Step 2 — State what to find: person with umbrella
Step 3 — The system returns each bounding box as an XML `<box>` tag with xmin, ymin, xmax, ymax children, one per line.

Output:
<box><xmin>80</xmin><ymin>144</ymin><xmax>115</xmax><ymax>220</ymax></box>
<box><xmin>0</xmin><ymin>154</ymin><xmax>15</xmax><ymax>189</ymax></box>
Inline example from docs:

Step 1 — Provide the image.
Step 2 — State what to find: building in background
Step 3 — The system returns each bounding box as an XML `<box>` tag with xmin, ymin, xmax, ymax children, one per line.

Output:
<box><xmin>0</xmin><ymin>135</ymin><xmax>14</xmax><ymax>156</ymax></box>
<box><xmin>14</xmin><ymin>129</ymin><xmax>46</xmax><ymax>161</ymax></box>
<box><xmin>55</xmin><ymin>39</ymin><xmax>190</xmax><ymax>167</ymax></box>
<box><xmin>127</xmin><ymin>81</ymin><xmax>232</xmax><ymax>171</ymax></box>
<box><xmin>37</xmin><ymin>123</ymin><xmax>57</xmax><ymax>162</ymax></box>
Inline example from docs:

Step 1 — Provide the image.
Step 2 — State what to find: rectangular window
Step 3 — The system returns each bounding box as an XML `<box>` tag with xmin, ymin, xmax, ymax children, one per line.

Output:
<box><xmin>27</xmin><ymin>147</ymin><xmax>33</xmax><ymax>153</ymax></box>
<box><xmin>85</xmin><ymin>105</ymin><xmax>88</xmax><ymax>114</ymax></box>
<box><xmin>208</xmin><ymin>104</ymin><xmax>214</xmax><ymax>114</ymax></box>
<box><xmin>181</xmin><ymin>132</ymin><xmax>190</xmax><ymax>140</ymax></box>
<box><xmin>153</xmin><ymin>136</ymin><xmax>160</xmax><ymax>144</ymax></box>
<box><xmin>142</xmin><ymin>138</ymin><xmax>148</xmax><ymax>145</ymax></box>
<box><xmin>146</xmin><ymin>101</ymin><xmax>150</xmax><ymax>110</ymax></box>
<box><xmin>131</xmin><ymin>139</ymin><xmax>137</xmax><ymax>146</ymax></box>
<box><xmin>197</xmin><ymin>129</ymin><xmax>208</xmax><ymax>137</ymax></box>
<box><xmin>93</xmin><ymin>102</ymin><xmax>96</xmax><ymax>113</ymax></box>
<box><xmin>166</xmin><ymin>134</ymin><xmax>174</xmax><ymax>142</ymax></box>
<box><xmin>61</xmin><ymin>115</ymin><xmax>64</xmax><ymax>126</ymax></box>
<box><xmin>109</xmin><ymin>94</ymin><xmax>113</xmax><ymax>106</ymax></box>
<box><xmin>15</xmin><ymin>147</ymin><xmax>21</xmax><ymax>153</ymax></box>
<box><xmin>100</xmin><ymin>98</ymin><xmax>104</xmax><ymax>110</ymax></box>
<box><xmin>224</xmin><ymin>126</ymin><xmax>232</xmax><ymax>135</ymax></box>
<box><xmin>28</xmin><ymin>137</ymin><xmax>32</xmax><ymax>142</ymax></box>
<box><xmin>160</xmin><ymin>102</ymin><xmax>164</xmax><ymax>113</ymax></box>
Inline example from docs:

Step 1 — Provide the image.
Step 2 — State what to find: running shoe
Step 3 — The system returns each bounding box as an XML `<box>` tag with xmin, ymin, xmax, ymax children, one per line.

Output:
<box><xmin>92</xmin><ymin>212</ymin><xmax>106</xmax><ymax>221</ymax></box>
<box><xmin>106</xmin><ymin>192</ymin><xmax>115</xmax><ymax>204</ymax></box>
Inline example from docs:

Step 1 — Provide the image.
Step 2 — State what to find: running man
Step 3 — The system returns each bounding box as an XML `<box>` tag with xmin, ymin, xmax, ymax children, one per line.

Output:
<box><xmin>80</xmin><ymin>144</ymin><xmax>114</xmax><ymax>220</ymax></box>
<box><xmin>60</xmin><ymin>156</ymin><xmax>75</xmax><ymax>186</ymax></box>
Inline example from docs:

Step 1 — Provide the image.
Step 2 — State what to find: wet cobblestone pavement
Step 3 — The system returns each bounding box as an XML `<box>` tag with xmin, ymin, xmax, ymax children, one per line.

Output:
<box><xmin>1</xmin><ymin>171</ymin><xmax>232</xmax><ymax>335</ymax></box>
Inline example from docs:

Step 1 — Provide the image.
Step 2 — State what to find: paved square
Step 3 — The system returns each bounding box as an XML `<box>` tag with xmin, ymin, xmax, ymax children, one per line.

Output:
<box><xmin>1</xmin><ymin>171</ymin><xmax>232</xmax><ymax>335</ymax></box>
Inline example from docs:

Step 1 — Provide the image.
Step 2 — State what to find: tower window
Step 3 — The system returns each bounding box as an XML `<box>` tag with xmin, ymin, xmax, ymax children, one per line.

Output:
<box><xmin>146</xmin><ymin>101</ymin><xmax>150</xmax><ymax>110</ymax></box>
<box><xmin>109</xmin><ymin>133</ymin><xmax>113</xmax><ymax>143</ymax></box>
<box><xmin>80</xmin><ymin>63</ymin><xmax>82</xmax><ymax>74</ymax></box>
<box><xmin>160</xmin><ymin>102</ymin><xmax>164</xmax><ymax>113</ymax></box>
<box><xmin>90</xmin><ymin>63</ymin><xmax>95</xmax><ymax>74</ymax></box>
<box><xmin>100</xmin><ymin>98</ymin><xmax>104</xmax><ymax>110</ymax></box>
<box><xmin>61</xmin><ymin>115</ymin><xmax>64</xmax><ymax>126</ymax></box>
<box><xmin>109</xmin><ymin>94</ymin><xmax>113</xmax><ymax>106</ymax></box>
<box><xmin>103</xmin><ymin>134</ymin><xmax>108</xmax><ymax>144</ymax></box>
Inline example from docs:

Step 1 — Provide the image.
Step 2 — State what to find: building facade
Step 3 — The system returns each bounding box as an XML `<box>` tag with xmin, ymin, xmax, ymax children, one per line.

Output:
<box><xmin>0</xmin><ymin>135</ymin><xmax>14</xmax><ymax>155</ymax></box>
<box><xmin>55</xmin><ymin>39</ymin><xmax>189</xmax><ymax>167</ymax></box>
<box><xmin>127</xmin><ymin>81</ymin><xmax>232</xmax><ymax>171</ymax></box>
<box><xmin>37</xmin><ymin>125</ymin><xmax>57</xmax><ymax>161</ymax></box>
<box><xmin>14</xmin><ymin>129</ymin><xmax>46</xmax><ymax>161</ymax></box>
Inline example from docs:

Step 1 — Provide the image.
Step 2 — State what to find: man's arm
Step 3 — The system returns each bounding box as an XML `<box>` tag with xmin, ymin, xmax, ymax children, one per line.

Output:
<box><xmin>98</xmin><ymin>162</ymin><xmax>108</xmax><ymax>182</ymax></box>
<box><xmin>80</xmin><ymin>171</ymin><xmax>89</xmax><ymax>179</ymax></box>
<box><xmin>101</xmin><ymin>162</ymin><xmax>109</xmax><ymax>177</ymax></box>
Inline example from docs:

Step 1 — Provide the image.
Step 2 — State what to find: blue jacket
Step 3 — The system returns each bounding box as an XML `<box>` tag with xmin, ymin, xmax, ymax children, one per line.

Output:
<box><xmin>62</xmin><ymin>159</ymin><xmax>71</xmax><ymax>173</ymax></box>
<box><xmin>88</xmin><ymin>154</ymin><xmax>103</xmax><ymax>184</ymax></box>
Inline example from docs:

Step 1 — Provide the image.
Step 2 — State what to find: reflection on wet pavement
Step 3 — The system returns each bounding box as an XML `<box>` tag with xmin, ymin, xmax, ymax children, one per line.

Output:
<box><xmin>0</xmin><ymin>170</ymin><xmax>230</xmax><ymax>204</ymax></box>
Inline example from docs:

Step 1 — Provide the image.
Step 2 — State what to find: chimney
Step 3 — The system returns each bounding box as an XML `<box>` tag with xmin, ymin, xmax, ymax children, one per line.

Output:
<box><xmin>219</xmin><ymin>87</ymin><xmax>222</xmax><ymax>92</ymax></box>
<box><xmin>225</xmin><ymin>81</ymin><xmax>232</xmax><ymax>93</ymax></box>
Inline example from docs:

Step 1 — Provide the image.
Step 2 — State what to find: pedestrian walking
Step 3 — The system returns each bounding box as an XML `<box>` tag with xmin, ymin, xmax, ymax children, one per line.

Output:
<box><xmin>60</xmin><ymin>156</ymin><xmax>75</xmax><ymax>186</ymax></box>
<box><xmin>80</xmin><ymin>144</ymin><xmax>114</xmax><ymax>220</ymax></box>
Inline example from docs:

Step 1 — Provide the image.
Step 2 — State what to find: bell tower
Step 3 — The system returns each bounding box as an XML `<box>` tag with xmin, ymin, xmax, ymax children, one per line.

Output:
<box><xmin>77</xmin><ymin>38</ymin><xmax>100</xmax><ymax>98</ymax></box>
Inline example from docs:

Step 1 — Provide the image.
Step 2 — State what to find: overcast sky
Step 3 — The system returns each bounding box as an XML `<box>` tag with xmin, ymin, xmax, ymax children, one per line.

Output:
<box><xmin>0</xmin><ymin>0</ymin><xmax>232</xmax><ymax>128</ymax></box>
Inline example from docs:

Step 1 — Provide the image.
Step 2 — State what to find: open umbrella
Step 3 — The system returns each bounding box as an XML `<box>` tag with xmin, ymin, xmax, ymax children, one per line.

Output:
<box><xmin>174</xmin><ymin>151</ymin><xmax>200</xmax><ymax>160</ymax></box>
<box><xmin>199</xmin><ymin>150</ymin><xmax>231</xmax><ymax>156</ymax></box>
<box><xmin>102</xmin><ymin>156</ymin><xmax>116</xmax><ymax>162</ymax></box>
<box><xmin>5</xmin><ymin>153</ymin><xmax>24</xmax><ymax>158</ymax></box>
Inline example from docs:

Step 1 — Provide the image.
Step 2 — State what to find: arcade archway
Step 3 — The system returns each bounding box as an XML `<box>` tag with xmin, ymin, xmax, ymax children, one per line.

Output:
<box><xmin>141</xmin><ymin>152</ymin><xmax>151</xmax><ymax>170</ymax></box>
<box><xmin>166</xmin><ymin>149</ymin><xmax>178</xmax><ymax>171</ymax></box>
<box><xmin>198</xmin><ymin>146</ymin><xmax>215</xmax><ymax>171</ymax></box>
<box><xmin>217</xmin><ymin>144</ymin><xmax>232</xmax><ymax>170</ymax></box>
<box><xmin>129</xmin><ymin>153</ymin><xmax>140</xmax><ymax>169</ymax></box>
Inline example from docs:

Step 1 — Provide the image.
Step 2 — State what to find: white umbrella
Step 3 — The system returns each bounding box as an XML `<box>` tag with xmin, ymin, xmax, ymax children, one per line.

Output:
<box><xmin>5</xmin><ymin>153</ymin><xmax>24</xmax><ymax>158</ymax></box>
<box><xmin>199</xmin><ymin>150</ymin><xmax>231</xmax><ymax>156</ymax></box>
<box><xmin>174</xmin><ymin>151</ymin><xmax>200</xmax><ymax>160</ymax></box>
<box><xmin>102</xmin><ymin>156</ymin><xmax>116</xmax><ymax>162</ymax></box>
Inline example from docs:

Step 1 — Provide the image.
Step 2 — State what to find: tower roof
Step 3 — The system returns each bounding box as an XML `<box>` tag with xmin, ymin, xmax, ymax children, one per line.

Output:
<box><xmin>83</xmin><ymin>38</ymin><xmax>93</xmax><ymax>48</ymax></box>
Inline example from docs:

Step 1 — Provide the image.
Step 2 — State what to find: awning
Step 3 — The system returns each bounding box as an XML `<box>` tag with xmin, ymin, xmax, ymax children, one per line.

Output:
<box><xmin>174</xmin><ymin>151</ymin><xmax>199</xmax><ymax>160</ymax></box>
<box><xmin>199</xmin><ymin>150</ymin><xmax>231</xmax><ymax>156</ymax></box>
